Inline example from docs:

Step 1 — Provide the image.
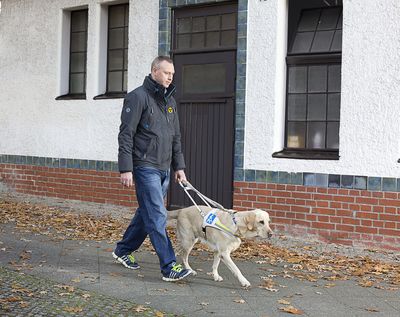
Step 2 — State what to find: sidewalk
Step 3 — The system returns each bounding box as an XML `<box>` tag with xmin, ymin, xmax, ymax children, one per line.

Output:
<box><xmin>1</xmin><ymin>192</ymin><xmax>400</xmax><ymax>316</ymax></box>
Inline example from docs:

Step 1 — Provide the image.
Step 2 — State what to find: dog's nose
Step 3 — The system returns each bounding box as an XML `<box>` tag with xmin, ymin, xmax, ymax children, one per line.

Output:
<box><xmin>267</xmin><ymin>232</ymin><xmax>273</xmax><ymax>239</ymax></box>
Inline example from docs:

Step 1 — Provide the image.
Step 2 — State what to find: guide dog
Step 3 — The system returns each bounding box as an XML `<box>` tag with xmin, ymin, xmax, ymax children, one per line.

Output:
<box><xmin>168</xmin><ymin>205</ymin><xmax>273</xmax><ymax>287</ymax></box>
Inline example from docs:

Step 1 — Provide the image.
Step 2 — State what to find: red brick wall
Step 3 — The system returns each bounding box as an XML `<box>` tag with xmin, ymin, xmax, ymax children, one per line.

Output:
<box><xmin>234</xmin><ymin>181</ymin><xmax>400</xmax><ymax>251</ymax></box>
<box><xmin>2</xmin><ymin>163</ymin><xmax>399</xmax><ymax>251</ymax></box>
<box><xmin>0</xmin><ymin>164</ymin><xmax>138</xmax><ymax>208</ymax></box>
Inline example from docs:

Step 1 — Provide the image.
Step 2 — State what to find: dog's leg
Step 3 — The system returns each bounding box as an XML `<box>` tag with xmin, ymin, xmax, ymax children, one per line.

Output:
<box><xmin>181</xmin><ymin>238</ymin><xmax>198</xmax><ymax>275</ymax></box>
<box><xmin>212</xmin><ymin>252</ymin><xmax>223</xmax><ymax>282</ymax></box>
<box><xmin>221</xmin><ymin>251</ymin><xmax>251</xmax><ymax>287</ymax></box>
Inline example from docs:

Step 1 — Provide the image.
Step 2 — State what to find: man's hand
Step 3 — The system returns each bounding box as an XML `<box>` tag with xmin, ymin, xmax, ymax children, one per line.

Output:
<box><xmin>120</xmin><ymin>172</ymin><xmax>133</xmax><ymax>187</ymax></box>
<box><xmin>175</xmin><ymin>170</ymin><xmax>187</xmax><ymax>184</ymax></box>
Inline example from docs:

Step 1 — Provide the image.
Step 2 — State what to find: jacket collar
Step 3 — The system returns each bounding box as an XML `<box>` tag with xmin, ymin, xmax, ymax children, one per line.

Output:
<box><xmin>143</xmin><ymin>75</ymin><xmax>176</xmax><ymax>99</ymax></box>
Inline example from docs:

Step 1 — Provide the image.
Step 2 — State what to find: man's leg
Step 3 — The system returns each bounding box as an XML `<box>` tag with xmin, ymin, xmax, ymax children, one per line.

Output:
<box><xmin>114</xmin><ymin>207</ymin><xmax>147</xmax><ymax>256</ymax></box>
<box><xmin>133</xmin><ymin>167</ymin><xmax>176</xmax><ymax>273</ymax></box>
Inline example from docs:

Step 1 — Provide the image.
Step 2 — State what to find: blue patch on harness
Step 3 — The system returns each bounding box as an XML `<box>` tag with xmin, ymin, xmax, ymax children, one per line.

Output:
<box><xmin>205</xmin><ymin>213</ymin><xmax>217</xmax><ymax>225</ymax></box>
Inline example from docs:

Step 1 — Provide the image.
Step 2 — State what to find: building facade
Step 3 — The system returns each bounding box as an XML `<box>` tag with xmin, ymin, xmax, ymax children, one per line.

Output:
<box><xmin>1</xmin><ymin>0</ymin><xmax>399</xmax><ymax>250</ymax></box>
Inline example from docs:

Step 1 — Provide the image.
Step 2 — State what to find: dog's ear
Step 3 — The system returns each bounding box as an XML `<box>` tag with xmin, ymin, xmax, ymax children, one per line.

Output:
<box><xmin>244</xmin><ymin>213</ymin><xmax>256</xmax><ymax>231</ymax></box>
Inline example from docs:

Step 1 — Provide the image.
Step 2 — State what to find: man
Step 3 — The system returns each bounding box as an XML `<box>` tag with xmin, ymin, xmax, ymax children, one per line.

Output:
<box><xmin>112</xmin><ymin>56</ymin><xmax>191</xmax><ymax>282</ymax></box>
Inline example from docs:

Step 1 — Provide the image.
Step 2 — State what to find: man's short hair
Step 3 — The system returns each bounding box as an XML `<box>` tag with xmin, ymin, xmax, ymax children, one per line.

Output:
<box><xmin>151</xmin><ymin>56</ymin><xmax>173</xmax><ymax>71</ymax></box>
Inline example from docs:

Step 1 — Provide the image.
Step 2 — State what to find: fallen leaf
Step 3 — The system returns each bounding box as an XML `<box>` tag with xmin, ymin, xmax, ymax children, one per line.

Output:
<box><xmin>133</xmin><ymin>305</ymin><xmax>149</xmax><ymax>313</ymax></box>
<box><xmin>359</xmin><ymin>280</ymin><xmax>374</xmax><ymax>287</ymax></box>
<box><xmin>365</xmin><ymin>307</ymin><xmax>379</xmax><ymax>312</ymax></box>
<box><xmin>5</xmin><ymin>296</ymin><xmax>22</xmax><ymax>302</ymax></box>
<box><xmin>279</xmin><ymin>305</ymin><xmax>304</xmax><ymax>315</ymax></box>
<box><xmin>64</xmin><ymin>306</ymin><xmax>83</xmax><ymax>313</ymax></box>
<box><xmin>324</xmin><ymin>283</ymin><xmax>335</xmax><ymax>288</ymax></box>
<box><xmin>234</xmin><ymin>299</ymin><xmax>245</xmax><ymax>304</ymax></box>
<box><xmin>278</xmin><ymin>299</ymin><xmax>291</xmax><ymax>305</ymax></box>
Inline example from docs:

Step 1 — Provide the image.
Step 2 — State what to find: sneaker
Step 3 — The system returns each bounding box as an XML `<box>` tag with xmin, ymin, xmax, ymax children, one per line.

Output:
<box><xmin>112</xmin><ymin>252</ymin><xmax>140</xmax><ymax>270</ymax></box>
<box><xmin>162</xmin><ymin>263</ymin><xmax>191</xmax><ymax>282</ymax></box>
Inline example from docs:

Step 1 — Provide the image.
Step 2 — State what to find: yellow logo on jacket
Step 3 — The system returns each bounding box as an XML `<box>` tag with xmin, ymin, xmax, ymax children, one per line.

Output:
<box><xmin>167</xmin><ymin>106</ymin><xmax>174</xmax><ymax>113</ymax></box>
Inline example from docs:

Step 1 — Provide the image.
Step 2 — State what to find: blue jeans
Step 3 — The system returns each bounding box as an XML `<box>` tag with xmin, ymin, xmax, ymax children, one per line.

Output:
<box><xmin>115</xmin><ymin>166</ymin><xmax>176</xmax><ymax>274</ymax></box>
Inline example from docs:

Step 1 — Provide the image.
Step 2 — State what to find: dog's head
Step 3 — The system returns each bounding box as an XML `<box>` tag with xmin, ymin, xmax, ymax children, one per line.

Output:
<box><xmin>240</xmin><ymin>209</ymin><xmax>273</xmax><ymax>239</ymax></box>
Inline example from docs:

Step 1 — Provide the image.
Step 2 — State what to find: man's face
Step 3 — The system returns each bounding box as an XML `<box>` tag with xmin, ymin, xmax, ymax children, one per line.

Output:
<box><xmin>151</xmin><ymin>61</ymin><xmax>175</xmax><ymax>88</ymax></box>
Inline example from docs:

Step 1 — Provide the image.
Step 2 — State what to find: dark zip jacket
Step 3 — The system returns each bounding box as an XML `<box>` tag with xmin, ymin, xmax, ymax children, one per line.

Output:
<box><xmin>118</xmin><ymin>75</ymin><xmax>185</xmax><ymax>173</ymax></box>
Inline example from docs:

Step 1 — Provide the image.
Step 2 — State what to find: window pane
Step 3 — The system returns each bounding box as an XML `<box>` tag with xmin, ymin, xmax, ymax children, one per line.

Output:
<box><xmin>298</xmin><ymin>9</ymin><xmax>320</xmax><ymax>32</ymax></box>
<box><xmin>71</xmin><ymin>11</ymin><xmax>87</xmax><ymax>32</ymax></box>
<box><xmin>192</xmin><ymin>33</ymin><xmax>205</xmax><ymax>48</ymax></box>
<box><xmin>308</xmin><ymin>66</ymin><xmax>327</xmax><ymax>92</ymax></box>
<box><xmin>307</xmin><ymin>94</ymin><xmax>326</xmax><ymax>121</ymax></box>
<box><xmin>124</xmin><ymin>27</ymin><xmax>128</xmax><ymax>47</ymax></box>
<box><xmin>124</xmin><ymin>5</ymin><xmax>129</xmax><ymax>26</ymax></box>
<box><xmin>311</xmin><ymin>30</ymin><xmax>334</xmax><ymax>52</ymax></box>
<box><xmin>337</xmin><ymin>12</ymin><xmax>343</xmax><ymax>29</ymax></box>
<box><xmin>177</xmin><ymin>18</ymin><xmax>191</xmax><ymax>33</ymax></box>
<box><xmin>70</xmin><ymin>73</ymin><xmax>84</xmax><ymax>94</ymax></box>
<box><xmin>327</xmin><ymin>93</ymin><xmax>340</xmax><ymax>120</ymax></box>
<box><xmin>287</xmin><ymin>94</ymin><xmax>306</xmax><ymax>120</ymax></box>
<box><xmin>109</xmin><ymin>5</ymin><xmax>125</xmax><ymax>28</ymax></box>
<box><xmin>317</xmin><ymin>8</ymin><xmax>341</xmax><ymax>30</ymax></box>
<box><xmin>123</xmin><ymin>71</ymin><xmax>127</xmax><ymax>92</ymax></box>
<box><xmin>221</xmin><ymin>13</ymin><xmax>236</xmax><ymax>29</ymax></box>
<box><xmin>206</xmin><ymin>31</ymin><xmax>219</xmax><ymax>47</ymax></box>
<box><xmin>108</xmin><ymin>50</ymin><xmax>124</xmax><ymax>70</ymax></box>
<box><xmin>71</xmin><ymin>32</ymin><xmax>86</xmax><ymax>52</ymax></box>
<box><xmin>327</xmin><ymin>122</ymin><xmax>339</xmax><ymax>149</ymax></box>
<box><xmin>108</xmin><ymin>71</ymin><xmax>123</xmax><ymax>92</ymax></box>
<box><xmin>70</xmin><ymin>52</ymin><xmax>85</xmax><ymax>73</ymax></box>
<box><xmin>123</xmin><ymin>49</ymin><xmax>128</xmax><ymax>69</ymax></box>
<box><xmin>221</xmin><ymin>30</ymin><xmax>236</xmax><ymax>46</ymax></box>
<box><xmin>307</xmin><ymin>122</ymin><xmax>326</xmax><ymax>149</ymax></box>
<box><xmin>206</xmin><ymin>15</ymin><xmax>220</xmax><ymax>31</ymax></box>
<box><xmin>288</xmin><ymin>66</ymin><xmax>307</xmax><ymax>93</ymax></box>
<box><xmin>331</xmin><ymin>30</ymin><xmax>342</xmax><ymax>51</ymax></box>
<box><xmin>108</xmin><ymin>28</ymin><xmax>124</xmax><ymax>49</ymax></box>
<box><xmin>328</xmin><ymin>65</ymin><xmax>341</xmax><ymax>92</ymax></box>
<box><xmin>192</xmin><ymin>17</ymin><xmax>205</xmax><ymax>32</ymax></box>
<box><xmin>290</xmin><ymin>32</ymin><xmax>314</xmax><ymax>53</ymax></box>
<box><xmin>287</xmin><ymin>122</ymin><xmax>306</xmax><ymax>148</ymax></box>
<box><xmin>183</xmin><ymin>63</ymin><xmax>226</xmax><ymax>94</ymax></box>
<box><xmin>178</xmin><ymin>34</ymin><xmax>190</xmax><ymax>49</ymax></box>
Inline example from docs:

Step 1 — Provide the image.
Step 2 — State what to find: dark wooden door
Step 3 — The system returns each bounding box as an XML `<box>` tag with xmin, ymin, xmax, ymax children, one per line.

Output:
<box><xmin>169</xmin><ymin>2</ymin><xmax>237</xmax><ymax>209</ymax></box>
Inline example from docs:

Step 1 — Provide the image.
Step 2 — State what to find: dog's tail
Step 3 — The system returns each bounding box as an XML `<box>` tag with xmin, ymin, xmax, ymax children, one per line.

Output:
<box><xmin>167</xmin><ymin>209</ymin><xmax>181</xmax><ymax>220</ymax></box>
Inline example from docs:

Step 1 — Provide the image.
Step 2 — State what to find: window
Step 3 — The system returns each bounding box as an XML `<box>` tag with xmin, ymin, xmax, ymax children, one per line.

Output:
<box><xmin>106</xmin><ymin>4</ymin><xmax>129</xmax><ymax>96</ymax></box>
<box><xmin>174</xmin><ymin>9</ymin><xmax>237</xmax><ymax>51</ymax></box>
<box><xmin>69</xmin><ymin>10</ymin><xmax>88</xmax><ymax>98</ymax></box>
<box><xmin>57</xmin><ymin>9</ymin><xmax>88</xmax><ymax>100</ymax></box>
<box><xmin>273</xmin><ymin>0</ymin><xmax>342</xmax><ymax>160</ymax></box>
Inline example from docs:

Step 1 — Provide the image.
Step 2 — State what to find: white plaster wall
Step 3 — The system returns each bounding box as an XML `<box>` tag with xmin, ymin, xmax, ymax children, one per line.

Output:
<box><xmin>245</xmin><ymin>0</ymin><xmax>400</xmax><ymax>177</ymax></box>
<box><xmin>0</xmin><ymin>0</ymin><xmax>158</xmax><ymax>161</ymax></box>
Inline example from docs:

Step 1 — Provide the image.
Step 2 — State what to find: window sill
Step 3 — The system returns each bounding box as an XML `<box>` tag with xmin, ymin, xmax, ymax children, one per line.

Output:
<box><xmin>93</xmin><ymin>92</ymin><xmax>126</xmax><ymax>100</ymax></box>
<box><xmin>55</xmin><ymin>94</ymin><xmax>86</xmax><ymax>100</ymax></box>
<box><xmin>272</xmin><ymin>149</ymin><xmax>339</xmax><ymax>160</ymax></box>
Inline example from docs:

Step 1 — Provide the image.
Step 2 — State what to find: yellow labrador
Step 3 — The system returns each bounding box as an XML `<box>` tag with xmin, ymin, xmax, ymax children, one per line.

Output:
<box><xmin>168</xmin><ymin>205</ymin><xmax>273</xmax><ymax>287</ymax></box>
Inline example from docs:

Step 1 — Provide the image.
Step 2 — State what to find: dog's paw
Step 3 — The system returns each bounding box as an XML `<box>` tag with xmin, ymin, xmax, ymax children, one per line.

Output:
<box><xmin>213</xmin><ymin>274</ymin><xmax>223</xmax><ymax>282</ymax></box>
<box><xmin>190</xmin><ymin>269</ymin><xmax>198</xmax><ymax>276</ymax></box>
<box><xmin>240</xmin><ymin>280</ymin><xmax>251</xmax><ymax>288</ymax></box>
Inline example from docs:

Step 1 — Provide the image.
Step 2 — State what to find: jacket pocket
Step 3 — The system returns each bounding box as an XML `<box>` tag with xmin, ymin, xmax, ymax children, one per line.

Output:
<box><xmin>134</xmin><ymin>134</ymin><xmax>155</xmax><ymax>159</ymax></box>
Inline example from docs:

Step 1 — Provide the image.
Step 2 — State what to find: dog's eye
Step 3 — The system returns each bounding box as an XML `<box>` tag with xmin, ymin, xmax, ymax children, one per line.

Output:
<box><xmin>259</xmin><ymin>220</ymin><xmax>264</xmax><ymax>225</ymax></box>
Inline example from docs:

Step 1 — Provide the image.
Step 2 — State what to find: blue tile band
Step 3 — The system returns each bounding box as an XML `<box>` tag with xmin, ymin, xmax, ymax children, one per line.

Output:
<box><xmin>1</xmin><ymin>154</ymin><xmax>399</xmax><ymax>192</ymax></box>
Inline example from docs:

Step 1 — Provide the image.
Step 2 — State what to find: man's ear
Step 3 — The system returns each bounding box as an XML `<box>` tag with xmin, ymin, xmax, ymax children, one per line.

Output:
<box><xmin>245</xmin><ymin>213</ymin><xmax>256</xmax><ymax>231</ymax></box>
